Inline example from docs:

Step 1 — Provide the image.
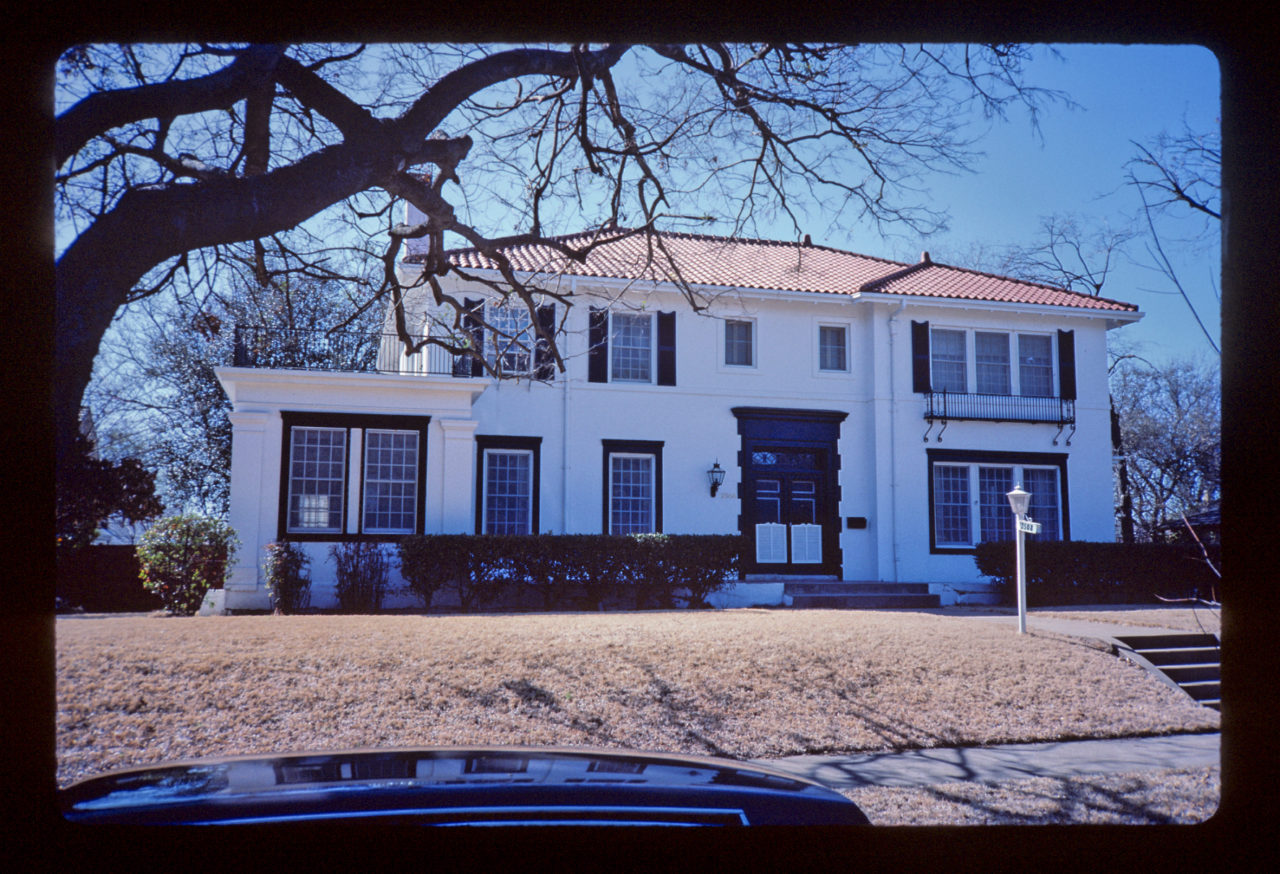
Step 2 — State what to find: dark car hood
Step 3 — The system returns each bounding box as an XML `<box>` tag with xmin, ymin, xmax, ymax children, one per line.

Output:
<box><xmin>59</xmin><ymin>746</ymin><xmax>870</xmax><ymax>826</ymax></box>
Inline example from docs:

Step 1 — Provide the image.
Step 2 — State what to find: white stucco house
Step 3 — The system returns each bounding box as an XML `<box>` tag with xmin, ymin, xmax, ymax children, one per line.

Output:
<box><xmin>215</xmin><ymin>226</ymin><xmax>1140</xmax><ymax>611</ymax></box>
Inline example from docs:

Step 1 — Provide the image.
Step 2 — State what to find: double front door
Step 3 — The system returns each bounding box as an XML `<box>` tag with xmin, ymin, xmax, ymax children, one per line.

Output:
<box><xmin>747</xmin><ymin>448</ymin><xmax>829</xmax><ymax>569</ymax></box>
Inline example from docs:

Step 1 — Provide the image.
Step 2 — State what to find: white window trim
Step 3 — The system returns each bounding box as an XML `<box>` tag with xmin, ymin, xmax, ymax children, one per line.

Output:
<box><xmin>361</xmin><ymin>429</ymin><xmax>420</xmax><ymax>535</ymax></box>
<box><xmin>608</xmin><ymin>452</ymin><xmax>656</xmax><ymax>534</ymax></box>
<box><xmin>932</xmin><ymin>461</ymin><xmax>1062</xmax><ymax>548</ymax></box>
<box><xmin>286</xmin><ymin>426</ymin><xmax>347</xmax><ymax>535</ymax></box>
<box><xmin>481</xmin><ymin>448</ymin><xmax>534</xmax><ymax>535</ymax></box>
<box><xmin>814</xmin><ymin>320</ymin><xmax>852</xmax><ymax>376</ymax></box>
<box><xmin>608</xmin><ymin>311</ymin><xmax>656</xmax><ymax>384</ymax></box>
<box><xmin>721</xmin><ymin>317</ymin><xmax>757</xmax><ymax>371</ymax></box>
<box><xmin>930</xmin><ymin>327</ymin><xmax>1057</xmax><ymax>397</ymax></box>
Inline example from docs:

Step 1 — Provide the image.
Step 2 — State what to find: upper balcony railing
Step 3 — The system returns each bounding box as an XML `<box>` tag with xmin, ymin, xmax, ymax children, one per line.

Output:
<box><xmin>923</xmin><ymin>390</ymin><xmax>1074</xmax><ymax>425</ymax></box>
<box><xmin>232</xmin><ymin>325</ymin><xmax>461</xmax><ymax>376</ymax></box>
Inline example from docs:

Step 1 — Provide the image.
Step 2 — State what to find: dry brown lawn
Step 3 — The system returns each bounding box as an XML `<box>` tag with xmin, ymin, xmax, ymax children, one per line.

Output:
<box><xmin>56</xmin><ymin>609</ymin><xmax>1219</xmax><ymax>790</ymax></box>
<box><xmin>842</xmin><ymin>766</ymin><xmax>1220</xmax><ymax>825</ymax></box>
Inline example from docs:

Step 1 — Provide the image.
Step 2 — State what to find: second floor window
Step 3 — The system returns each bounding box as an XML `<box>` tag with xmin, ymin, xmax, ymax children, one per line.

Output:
<box><xmin>611</xmin><ymin>312</ymin><xmax>653</xmax><ymax>382</ymax></box>
<box><xmin>931</xmin><ymin>328</ymin><xmax>1057</xmax><ymax>396</ymax></box>
<box><xmin>818</xmin><ymin>325</ymin><xmax>848</xmax><ymax>372</ymax></box>
<box><xmin>725</xmin><ymin>319</ymin><xmax>754</xmax><ymax>366</ymax></box>
<box><xmin>485</xmin><ymin>303</ymin><xmax>533</xmax><ymax>375</ymax></box>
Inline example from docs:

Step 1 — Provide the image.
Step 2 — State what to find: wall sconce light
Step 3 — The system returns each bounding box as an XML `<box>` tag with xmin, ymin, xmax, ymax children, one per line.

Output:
<box><xmin>707</xmin><ymin>461</ymin><xmax>726</xmax><ymax>497</ymax></box>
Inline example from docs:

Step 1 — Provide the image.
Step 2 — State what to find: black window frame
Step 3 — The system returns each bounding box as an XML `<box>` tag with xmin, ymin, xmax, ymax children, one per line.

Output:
<box><xmin>925</xmin><ymin>448</ymin><xmax>1070</xmax><ymax>554</ymax></box>
<box><xmin>278</xmin><ymin>412</ymin><xmax>431</xmax><ymax>542</ymax></box>
<box><xmin>601</xmin><ymin>439</ymin><xmax>664</xmax><ymax>534</ymax></box>
<box><xmin>475</xmin><ymin>435</ymin><xmax>543</xmax><ymax>535</ymax></box>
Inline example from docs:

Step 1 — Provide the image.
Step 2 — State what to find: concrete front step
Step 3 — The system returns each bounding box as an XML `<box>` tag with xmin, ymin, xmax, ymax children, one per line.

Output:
<box><xmin>785</xmin><ymin>581</ymin><xmax>933</xmax><ymax>596</ymax></box>
<box><xmin>1132</xmin><ymin>647</ymin><xmax>1221</xmax><ymax>667</ymax></box>
<box><xmin>1113</xmin><ymin>633</ymin><xmax>1220</xmax><ymax>651</ymax></box>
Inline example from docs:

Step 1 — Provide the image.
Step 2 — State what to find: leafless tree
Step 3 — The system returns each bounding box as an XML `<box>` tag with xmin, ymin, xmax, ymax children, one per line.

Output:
<box><xmin>55</xmin><ymin>42</ymin><xmax>1067</xmax><ymax>471</ymax></box>
<box><xmin>1126</xmin><ymin>124</ymin><xmax>1221</xmax><ymax>355</ymax></box>
<box><xmin>1110</xmin><ymin>354</ymin><xmax>1221</xmax><ymax>542</ymax></box>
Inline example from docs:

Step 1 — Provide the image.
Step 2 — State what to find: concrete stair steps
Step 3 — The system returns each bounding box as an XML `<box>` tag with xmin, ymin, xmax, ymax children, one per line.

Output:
<box><xmin>1112</xmin><ymin>632</ymin><xmax>1221</xmax><ymax>711</ymax></box>
<box><xmin>783</xmin><ymin>580</ymin><xmax>940</xmax><ymax>610</ymax></box>
<box><xmin>784</xmin><ymin>581</ymin><xmax>933</xmax><ymax>596</ymax></box>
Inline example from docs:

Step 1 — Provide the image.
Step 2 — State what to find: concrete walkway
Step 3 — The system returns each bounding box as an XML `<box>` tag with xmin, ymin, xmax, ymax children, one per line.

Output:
<box><xmin>757</xmin><ymin>732</ymin><xmax>1220</xmax><ymax>789</ymax></box>
<box><xmin>755</xmin><ymin>608</ymin><xmax>1222</xmax><ymax>789</ymax></box>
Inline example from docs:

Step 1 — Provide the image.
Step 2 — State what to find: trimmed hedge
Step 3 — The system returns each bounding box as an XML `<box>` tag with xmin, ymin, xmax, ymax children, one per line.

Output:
<box><xmin>398</xmin><ymin>534</ymin><xmax>743</xmax><ymax>613</ymax></box>
<box><xmin>972</xmin><ymin>540</ymin><xmax>1222</xmax><ymax>607</ymax></box>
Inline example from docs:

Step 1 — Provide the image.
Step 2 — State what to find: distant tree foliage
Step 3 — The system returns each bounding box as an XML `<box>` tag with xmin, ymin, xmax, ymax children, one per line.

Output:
<box><xmin>56</xmin><ymin>433</ymin><xmax>163</xmax><ymax>550</ymax></box>
<box><xmin>1110</xmin><ymin>355</ymin><xmax>1220</xmax><ymax>542</ymax></box>
<box><xmin>86</xmin><ymin>274</ymin><xmax>381</xmax><ymax>516</ymax></box>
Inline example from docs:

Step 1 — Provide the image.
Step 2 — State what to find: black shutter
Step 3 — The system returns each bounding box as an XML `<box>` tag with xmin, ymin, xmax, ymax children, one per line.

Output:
<box><xmin>657</xmin><ymin>311</ymin><xmax>676</xmax><ymax>386</ymax></box>
<box><xmin>588</xmin><ymin>307</ymin><xmax>608</xmax><ymax>383</ymax></box>
<box><xmin>452</xmin><ymin>298</ymin><xmax>482</xmax><ymax>377</ymax></box>
<box><xmin>468</xmin><ymin>299</ymin><xmax>485</xmax><ymax>377</ymax></box>
<box><xmin>1057</xmin><ymin>329</ymin><xmax>1076</xmax><ymax>400</ymax></box>
<box><xmin>911</xmin><ymin>320</ymin><xmax>931</xmax><ymax>393</ymax></box>
<box><xmin>534</xmin><ymin>304</ymin><xmax>556</xmax><ymax>380</ymax></box>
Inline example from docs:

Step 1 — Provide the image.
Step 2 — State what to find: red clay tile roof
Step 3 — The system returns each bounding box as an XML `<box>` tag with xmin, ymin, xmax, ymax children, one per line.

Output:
<box><xmin>415</xmin><ymin>230</ymin><xmax>1138</xmax><ymax>313</ymax></box>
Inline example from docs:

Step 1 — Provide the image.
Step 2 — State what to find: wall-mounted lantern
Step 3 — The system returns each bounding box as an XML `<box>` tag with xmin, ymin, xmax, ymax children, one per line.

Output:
<box><xmin>707</xmin><ymin>461</ymin><xmax>726</xmax><ymax>498</ymax></box>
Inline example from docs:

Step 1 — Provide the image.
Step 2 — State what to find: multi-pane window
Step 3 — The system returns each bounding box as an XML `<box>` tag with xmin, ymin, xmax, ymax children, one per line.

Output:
<box><xmin>725</xmin><ymin>319</ymin><xmax>754</xmax><ymax>366</ymax></box>
<box><xmin>1024</xmin><ymin>467</ymin><xmax>1061</xmax><ymax>542</ymax></box>
<box><xmin>818</xmin><ymin>325</ymin><xmax>848</xmax><ymax>372</ymax></box>
<box><xmin>975</xmin><ymin>332</ymin><xmax>1011</xmax><ymax>394</ymax></box>
<box><xmin>931</xmin><ymin>329</ymin><xmax>1056</xmax><ymax>396</ymax></box>
<box><xmin>932</xmin><ymin>464</ymin><xmax>971</xmax><ymax>546</ymax></box>
<box><xmin>483</xmin><ymin>449</ymin><xmax>533</xmax><ymax>535</ymax></box>
<box><xmin>362</xmin><ymin>430</ymin><xmax>418</xmax><ymax>534</ymax></box>
<box><xmin>611</xmin><ymin>313</ymin><xmax>653</xmax><ymax>382</ymax></box>
<box><xmin>609</xmin><ymin>454</ymin><xmax>655</xmax><ymax>534</ymax></box>
<box><xmin>287</xmin><ymin>427</ymin><xmax>346</xmax><ymax>533</ymax></box>
<box><xmin>930</xmin><ymin>329</ymin><xmax>967</xmax><ymax>391</ymax></box>
<box><xmin>1018</xmin><ymin>334</ymin><xmax>1055</xmax><ymax>397</ymax></box>
<box><xmin>932</xmin><ymin>460</ymin><xmax>1062</xmax><ymax>548</ymax></box>
<box><xmin>280</xmin><ymin>414</ymin><xmax>427</xmax><ymax>540</ymax></box>
<box><xmin>486</xmin><ymin>303</ymin><xmax>532</xmax><ymax>375</ymax></box>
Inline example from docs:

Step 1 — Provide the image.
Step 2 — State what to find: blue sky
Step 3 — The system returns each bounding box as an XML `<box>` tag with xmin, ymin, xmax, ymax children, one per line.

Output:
<box><xmin>830</xmin><ymin>44</ymin><xmax>1221</xmax><ymax>365</ymax></box>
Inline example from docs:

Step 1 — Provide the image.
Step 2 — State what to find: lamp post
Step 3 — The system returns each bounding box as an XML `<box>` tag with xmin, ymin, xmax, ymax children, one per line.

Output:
<box><xmin>1006</xmin><ymin>485</ymin><xmax>1032</xmax><ymax>634</ymax></box>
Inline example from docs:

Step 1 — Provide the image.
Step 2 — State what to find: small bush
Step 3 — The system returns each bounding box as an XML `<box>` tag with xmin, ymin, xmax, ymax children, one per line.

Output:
<box><xmin>330</xmin><ymin>541</ymin><xmax>391</xmax><ymax>613</ymax></box>
<box><xmin>263</xmin><ymin>541</ymin><xmax>311</xmax><ymax>614</ymax></box>
<box><xmin>137</xmin><ymin>514</ymin><xmax>238</xmax><ymax>616</ymax></box>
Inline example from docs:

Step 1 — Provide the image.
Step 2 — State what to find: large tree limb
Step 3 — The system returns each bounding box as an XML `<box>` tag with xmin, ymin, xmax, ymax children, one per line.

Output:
<box><xmin>56</xmin><ymin>44</ymin><xmax>287</xmax><ymax>167</ymax></box>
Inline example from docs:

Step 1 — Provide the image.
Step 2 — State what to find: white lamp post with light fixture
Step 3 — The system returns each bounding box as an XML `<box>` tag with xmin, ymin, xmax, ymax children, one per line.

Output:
<box><xmin>1006</xmin><ymin>484</ymin><xmax>1040</xmax><ymax>634</ymax></box>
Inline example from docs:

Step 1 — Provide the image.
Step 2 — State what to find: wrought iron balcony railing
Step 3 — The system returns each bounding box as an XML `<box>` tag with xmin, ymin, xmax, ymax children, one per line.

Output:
<box><xmin>232</xmin><ymin>325</ymin><xmax>462</xmax><ymax>376</ymax></box>
<box><xmin>923</xmin><ymin>390</ymin><xmax>1075</xmax><ymax>425</ymax></box>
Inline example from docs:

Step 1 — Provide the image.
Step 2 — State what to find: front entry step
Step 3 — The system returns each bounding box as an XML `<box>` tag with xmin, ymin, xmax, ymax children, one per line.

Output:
<box><xmin>1113</xmin><ymin>633</ymin><xmax>1222</xmax><ymax>711</ymax></box>
<box><xmin>784</xmin><ymin>580</ymin><xmax>940</xmax><ymax>610</ymax></box>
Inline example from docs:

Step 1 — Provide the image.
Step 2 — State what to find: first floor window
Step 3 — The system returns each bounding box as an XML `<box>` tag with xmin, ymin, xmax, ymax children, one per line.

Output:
<box><xmin>929</xmin><ymin>452</ymin><xmax>1065</xmax><ymax>550</ymax></box>
<box><xmin>287</xmin><ymin>427</ymin><xmax>347</xmax><ymax>533</ymax></box>
<box><xmin>603</xmin><ymin>440</ymin><xmax>663</xmax><ymax>535</ymax></box>
<box><xmin>483</xmin><ymin>449</ymin><xmax>533</xmax><ymax>534</ymax></box>
<box><xmin>818</xmin><ymin>325</ymin><xmax>848</xmax><ymax>372</ymax></box>
<box><xmin>280</xmin><ymin>413</ymin><xmax>428</xmax><ymax>540</ymax></box>
<box><xmin>363</xmin><ymin>430</ymin><xmax>419</xmax><ymax>534</ymax></box>
<box><xmin>610</xmin><ymin>455</ymin><xmax>654</xmax><ymax>534</ymax></box>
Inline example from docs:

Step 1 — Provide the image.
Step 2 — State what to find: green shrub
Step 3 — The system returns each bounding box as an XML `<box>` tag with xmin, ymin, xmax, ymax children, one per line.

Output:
<box><xmin>330</xmin><ymin>541</ymin><xmax>391</xmax><ymax>613</ymax></box>
<box><xmin>973</xmin><ymin>540</ymin><xmax>1222</xmax><ymax>607</ymax></box>
<box><xmin>263</xmin><ymin>540</ymin><xmax>311</xmax><ymax>614</ymax></box>
<box><xmin>136</xmin><ymin>514</ymin><xmax>238</xmax><ymax>616</ymax></box>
